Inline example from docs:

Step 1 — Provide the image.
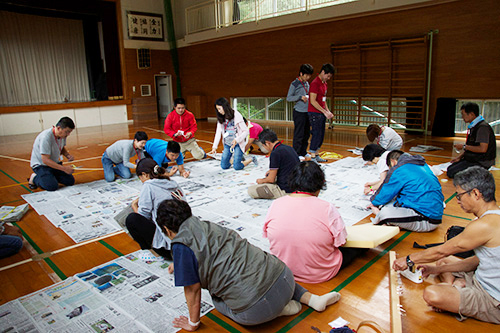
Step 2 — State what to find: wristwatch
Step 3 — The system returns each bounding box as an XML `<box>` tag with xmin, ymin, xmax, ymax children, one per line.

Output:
<box><xmin>406</xmin><ymin>255</ymin><xmax>414</xmax><ymax>270</ymax></box>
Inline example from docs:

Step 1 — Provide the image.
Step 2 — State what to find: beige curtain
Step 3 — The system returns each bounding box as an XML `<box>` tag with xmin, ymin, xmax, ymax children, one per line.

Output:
<box><xmin>0</xmin><ymin>11</ymin><xmax>90</xmax><ymax>106</ymax></box>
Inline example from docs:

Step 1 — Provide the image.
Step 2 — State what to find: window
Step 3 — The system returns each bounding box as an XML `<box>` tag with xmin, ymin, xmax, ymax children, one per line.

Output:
<box><xmin>455</xmin><ymin>100</ymin><xmax>500</xmax><ymax>135</ymax></box>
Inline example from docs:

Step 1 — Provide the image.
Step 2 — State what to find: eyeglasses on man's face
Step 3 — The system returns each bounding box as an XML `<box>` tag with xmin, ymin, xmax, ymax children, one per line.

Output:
<box><xmin>455</xmin><ymin>189</ymin><xmax>473</xmax><ymax>201</ymax></box>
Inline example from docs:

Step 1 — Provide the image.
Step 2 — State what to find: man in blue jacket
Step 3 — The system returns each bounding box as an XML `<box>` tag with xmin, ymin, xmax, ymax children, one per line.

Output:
<box><xmin>368</xmin><ymin>150</ymin><xmax>444</xmax><ymax>232</ymax></box>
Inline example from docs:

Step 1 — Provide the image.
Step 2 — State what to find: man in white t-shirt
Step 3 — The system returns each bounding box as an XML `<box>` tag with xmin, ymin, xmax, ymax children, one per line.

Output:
<box><xmin>28</xmin><ymin>117</ymin><xmax>75</xmax><ymax>191</ymax></box>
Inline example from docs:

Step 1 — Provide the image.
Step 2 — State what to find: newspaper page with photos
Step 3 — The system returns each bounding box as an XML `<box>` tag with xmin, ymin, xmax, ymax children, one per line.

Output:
<box><xmin>0</xmin><ymin>250</ymin><xmax>214</xmax><ymax>333</ymax></box>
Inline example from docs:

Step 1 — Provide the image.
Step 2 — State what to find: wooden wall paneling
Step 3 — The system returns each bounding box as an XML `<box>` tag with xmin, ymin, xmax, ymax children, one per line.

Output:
<box><xmin>172</xmin><ymin>0</ymin><xmax>500</xmax><ymax>131</ymax></box>
<box><xmin>131</xmin><ymin>96</ymin><xmax>158</xmax><ymax>124</ymax></box>
<box><xmin>187</xmin><ymin>95</ymin><xmax>208</xmax><ymax>119</ymax></box>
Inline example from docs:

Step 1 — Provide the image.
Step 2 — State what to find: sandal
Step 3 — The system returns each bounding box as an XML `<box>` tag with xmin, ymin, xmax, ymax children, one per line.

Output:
<box><xmin>27</xmin><ymin>178</ymin><xmax>37</xmax><ymax>190</ymax></box>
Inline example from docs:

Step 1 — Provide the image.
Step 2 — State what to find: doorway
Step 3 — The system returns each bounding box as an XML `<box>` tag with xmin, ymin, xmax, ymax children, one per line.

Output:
<box><xmin>155</xmin><ymin>75</ymin><xmax>173</xmax><ymax>121</ymax></box>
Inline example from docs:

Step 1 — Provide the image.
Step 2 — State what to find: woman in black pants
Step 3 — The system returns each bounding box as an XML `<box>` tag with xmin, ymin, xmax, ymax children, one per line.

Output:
<box><xmin>125</xmin><ymin>158</ymin><xmax>183</xmax><ymax>258</ymax></box>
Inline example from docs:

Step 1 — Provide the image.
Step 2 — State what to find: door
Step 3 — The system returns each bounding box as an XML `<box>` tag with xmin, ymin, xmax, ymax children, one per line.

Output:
<box><xmin>155</xmin><ymin>75</ymin><xmax>173</xmax><ymax>120</ymax></box>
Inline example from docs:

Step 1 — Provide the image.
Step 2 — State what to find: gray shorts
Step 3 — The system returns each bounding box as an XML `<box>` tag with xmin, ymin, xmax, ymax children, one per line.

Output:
<box><xmin>453</xmin><ymin>271</ymin><xmax>500</xmax><ymax>324</ymax></box>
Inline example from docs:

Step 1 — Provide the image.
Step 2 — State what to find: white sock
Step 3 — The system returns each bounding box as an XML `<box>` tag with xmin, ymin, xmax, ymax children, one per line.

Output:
<box><xmin>308</xmin><ymin>292</ymin><xmax>341</xmax><ymax>312</ymax></box>
<box><xmin>279</xmin><ymin>300</ymin><xmax>302</xmax><ymax>316</ymax></box>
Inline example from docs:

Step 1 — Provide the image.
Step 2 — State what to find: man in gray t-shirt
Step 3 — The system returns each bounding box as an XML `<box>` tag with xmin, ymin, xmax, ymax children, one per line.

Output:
<box><xmin>28</xmin><ymin>117</ymin><xmax>76</xmax><ymax>191</ymax></box>
<box><xmin>102</xmin><ymin>131</ymin><xmax>148</xmax><ymax>182</ymax></box>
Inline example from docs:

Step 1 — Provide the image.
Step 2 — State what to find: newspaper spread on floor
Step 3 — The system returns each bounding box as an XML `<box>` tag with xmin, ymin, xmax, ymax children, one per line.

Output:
<box><xmin>0</xmin><ymin>250</ymin><xmax>214</xmax><ymax>333</ymax></box>
<box><xmin>22</xmin><ymin>155</ymin><xmax>378</xmax><ymax>246</ymax></box>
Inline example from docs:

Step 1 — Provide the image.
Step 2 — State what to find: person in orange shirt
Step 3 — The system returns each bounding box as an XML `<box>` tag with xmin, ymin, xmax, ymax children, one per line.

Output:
<box><xmin>164</xmin><ymin>98</ymin><xmax>205</xmax><ymax>160</ymax></box>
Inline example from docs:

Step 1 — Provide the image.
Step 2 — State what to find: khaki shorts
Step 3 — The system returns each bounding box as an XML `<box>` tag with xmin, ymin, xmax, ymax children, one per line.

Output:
<box><xmin>247</xmin><ymin>184</ymin><xmax>286</xmax><ymax>199</ymax></box>
<box><xmin>179</xmin><ymin>138</ymin><xmax>205</xmax><ymax>160</ymax></box>
<box><xmin>453</xmin><ymin>271</ymin><xmax>500</xmax><ymax>324</ymax></box>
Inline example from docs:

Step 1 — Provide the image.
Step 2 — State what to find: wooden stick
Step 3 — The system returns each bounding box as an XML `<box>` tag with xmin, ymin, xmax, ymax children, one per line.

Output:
<box><xmin>0</xmin><ymin>230</ymin><xmax>125</xmax><ymax>272</ymax></box>
<box><xmin>389</xmin><ymin>251</ymin><xmax>403</xmax><ymax>333</ymax></box>
<box><xmin>73</xmin><ymin>167</ymin><xmax>104</xmax><ymax>171</ymax></box>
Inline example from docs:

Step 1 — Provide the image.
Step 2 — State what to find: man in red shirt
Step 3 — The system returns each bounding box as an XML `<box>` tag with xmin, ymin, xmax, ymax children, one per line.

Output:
<box><xmin>308</xmin><ymin>63</ymin><xmax>335</xmax><ymax>163</ymax></box>
<box><xmin>164</xmin><ymin>98</ymin><xmax>205</xmax><ymax>160</ymax></box>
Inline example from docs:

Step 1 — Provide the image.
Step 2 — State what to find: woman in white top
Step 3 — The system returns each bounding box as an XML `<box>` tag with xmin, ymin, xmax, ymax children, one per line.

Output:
<box><xmin>366</xmin><ymin>124</ymin><xmax>403</xmax><ymax>151</ymax></box>
<box><xmin>362</xmin><ymin>144</ymin><xmax>389</xmax><ymax>195</ymax></box>
<box><xmin>209</xmin><ymin>97</ymin><xmax>249</xmax><ymax>170</ymax></box>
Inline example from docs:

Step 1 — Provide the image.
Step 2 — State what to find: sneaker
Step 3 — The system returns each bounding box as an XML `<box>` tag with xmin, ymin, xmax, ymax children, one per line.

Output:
<box><xmin>299</xmin><ymin>156</ymin><xmax>305</xmax><ymax>162</ymax></box>
<box><xmin>313</xmin><ymin>155</ymin><xmax>327</xmax><ymax>163</ymax></box>
<box><xmin>251</xmin><ymin>156</ymin><xmax>258</xmax><ymax>166</ymax></box>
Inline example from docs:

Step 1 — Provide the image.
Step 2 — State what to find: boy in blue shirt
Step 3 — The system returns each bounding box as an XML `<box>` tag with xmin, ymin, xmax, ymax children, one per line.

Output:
<box><xmin>144</xmin><ymin>139</ymin><xmax>190</xmax><ymax>178</ymax></box>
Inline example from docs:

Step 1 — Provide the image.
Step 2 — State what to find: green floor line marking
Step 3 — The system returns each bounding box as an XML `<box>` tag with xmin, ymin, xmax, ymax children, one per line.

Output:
<box><xmin>0</xmin><ymin>168</ymin><xmax>32</xmax><ymax>193</ymax></box>
<box><xmin>99</xmin><ymin>240</ymin><xmax>124</xmax><ymax>257</ymax></box>
<box><xmin>12</xmin><ymin>221</ymin><xmax>43</xmax><ymax>253</ymax></box>
<box><xmin>205</xmin><ymin>313</ymin><xmax>242</xmax><ymax>333</ymax></box>
<box><xmin>12</xmin><ymin>221</ymin><xmax>67</xmax><ymax>280</ymax></box>
<box><xmin>0</xmin><ymin>198</ymin><xmax>24</xmax><ymax>206</ymax></box>
<box><xmin>443</xmin><ymin>213</ymin><xmax>472</xmax><ymax>221</ymax></box>
<box><xmin>445</xmin><ymin>192</ymin><xmax>456</xmax><ymax>204</ymax></box>
<box><xmin>277</xmin><ymin>231</ymin><xmax>412</xmax><ymax>333</ymax></box>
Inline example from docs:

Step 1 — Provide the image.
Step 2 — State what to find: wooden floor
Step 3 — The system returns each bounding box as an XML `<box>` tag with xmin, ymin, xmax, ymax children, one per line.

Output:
<box><xmin>1</xmin><ymin>119</ymin><xmax>499</xmax><ymax>332</ymax></box>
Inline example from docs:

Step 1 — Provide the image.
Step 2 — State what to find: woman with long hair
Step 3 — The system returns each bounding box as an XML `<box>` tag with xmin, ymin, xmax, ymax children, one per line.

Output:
<box><xmin>125</xmin><ymin>158</ymin><xmax>184</xmax><ymax>258</ymax></box>
<box><xmin>209</xmin><ymin>97</ymin><xmax>249</xmax><ymax>170</ymax></box>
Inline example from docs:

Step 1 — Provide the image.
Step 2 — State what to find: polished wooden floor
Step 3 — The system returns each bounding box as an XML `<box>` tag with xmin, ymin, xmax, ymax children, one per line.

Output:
<box><xmin>0</xmin><ymin>119</ymin><xmax>499</xmax><ymax>332</ymax></box>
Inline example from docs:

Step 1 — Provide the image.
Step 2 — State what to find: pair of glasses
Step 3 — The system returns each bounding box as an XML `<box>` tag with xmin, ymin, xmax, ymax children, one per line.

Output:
<box><xmin>455</xmin><ymin>189</ymin><xmax>473</xmax><ymax>201</ymax></box>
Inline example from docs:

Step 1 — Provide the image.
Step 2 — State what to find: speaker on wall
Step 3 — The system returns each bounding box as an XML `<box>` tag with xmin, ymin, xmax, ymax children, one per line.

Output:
<box><xmin>432</xmin><ymin>98</ymin><xmax>457</xmax><ymax>137</ymax></box>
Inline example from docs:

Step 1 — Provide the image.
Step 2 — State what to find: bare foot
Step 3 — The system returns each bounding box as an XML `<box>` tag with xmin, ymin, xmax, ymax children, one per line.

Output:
<box><xmin>29</xmin><ymin>173</ymin><xmax>36</xmax><ymax>185</ymax></box>
<box><xmin>452</xmin><ymin>278</ymin><xmax>466</xmax><ymax>289</ymax></box>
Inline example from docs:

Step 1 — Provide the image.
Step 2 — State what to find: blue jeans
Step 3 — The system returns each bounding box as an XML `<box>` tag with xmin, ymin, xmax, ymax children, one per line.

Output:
<box><xmin>102</xmin><ymin>152</ymin><xmax>132</xmax><ymax>182</ymax></box>
<box><xmin>211</xmin><ymin>266</ymin><xmax>307</xmax><ymax>326</ymax></box>
<box><xmin>221</xmin><ymin>144</ymin><xmax>244</xmax><ymax>170</ymax></box>
<box><xmin>308</xmin><ymin>112</ymin><xmax>326</xmax><ymax>153</ymax></box>
<box><xmin>0</xmin><ymin>234</ymin><xmax>23</xmax><ymax>258</ymax></box>
<box><xmin>32</xmin><ymin>164</ymin><xmax>75</xmax><ymax>191</ymax></box>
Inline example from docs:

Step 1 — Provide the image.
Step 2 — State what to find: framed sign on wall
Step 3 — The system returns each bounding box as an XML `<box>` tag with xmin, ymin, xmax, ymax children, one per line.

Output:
<box><xmin>127</xmin><ymin>11</ymin><xmax>164</xmax><ymax>41</ymax></box>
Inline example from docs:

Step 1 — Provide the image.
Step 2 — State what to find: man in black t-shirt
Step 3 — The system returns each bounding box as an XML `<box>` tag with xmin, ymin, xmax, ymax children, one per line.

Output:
<box><xmin>248</xmin><ymin>129</ymin><xmax>300</xmax><ymax>199</ymax></box>
<box><xmin>447</xmin><ymin>102</ymin><xmax>497</xmax><ymax>178</ymax></box>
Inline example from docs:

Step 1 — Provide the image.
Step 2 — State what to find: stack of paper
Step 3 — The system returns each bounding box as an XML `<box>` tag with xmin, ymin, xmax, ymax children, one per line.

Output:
<box><xmin>0</xmin><ymin>203</ymin><xmax>29</xmax><ymax>222</ymax></box>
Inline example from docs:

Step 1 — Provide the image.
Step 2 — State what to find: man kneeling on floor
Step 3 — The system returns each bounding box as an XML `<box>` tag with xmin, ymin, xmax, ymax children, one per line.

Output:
<box><xmin>368</xmin><ymin>150</ymin><xmax>444</xmax><ymax>232</ymax></box>
<box><xmin>28</xmin><ymin>116</ymin><xmax>75</xmax><ymax>191</ymax></box>
<box><xmin>248</xmin><ymin>129</ymin><xmax>299</xmax><ymax>199</ymax></box>
<box><xmin>393</xmin><ymin>166</ymin><xmax>500</xmax><ymax>324</ymax></box>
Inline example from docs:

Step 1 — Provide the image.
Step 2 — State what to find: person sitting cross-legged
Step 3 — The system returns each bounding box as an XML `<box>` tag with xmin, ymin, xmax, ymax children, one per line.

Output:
<box><xmin>393</xmin><ymin>166</ymin><xmax>500</xmax><ymax>324</ymax></box>
<box><xmin>248</xmin><ymin>129</ymin><xmax>299</xmax><ymax>199</ymax></box>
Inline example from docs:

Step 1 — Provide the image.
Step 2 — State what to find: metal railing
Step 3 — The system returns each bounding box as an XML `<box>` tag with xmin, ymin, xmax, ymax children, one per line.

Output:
<box><xmin>186</xmin><ymin>0</ymin><xmax>358</xmax><ymax>35</ymax></box>
<box><xmin>232</xmin><ymin>96</ymin><xmax>409</xmax><ymax>129</ymax></box>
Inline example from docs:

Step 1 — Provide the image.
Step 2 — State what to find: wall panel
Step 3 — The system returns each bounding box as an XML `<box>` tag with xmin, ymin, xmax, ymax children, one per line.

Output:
<box><xmin>170</xmin><ymin>0</ymin><xmax>499</xmax><ymax>129</ymax></box>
